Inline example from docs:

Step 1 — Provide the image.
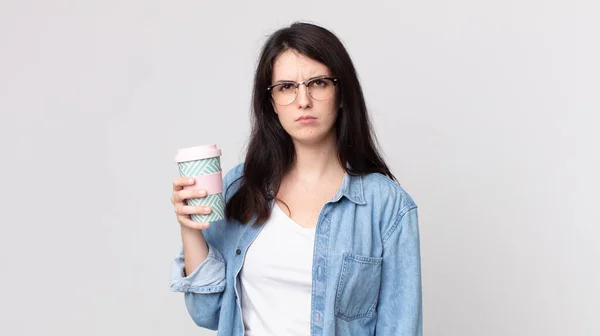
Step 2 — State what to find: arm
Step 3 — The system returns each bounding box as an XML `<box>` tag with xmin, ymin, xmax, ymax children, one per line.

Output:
<box><xmin>375</xmin><ymin>207</ymin><xmax>423</xmax><ymax>335</ymax></box>
<box><xmin>181</xmin><ymin>226</ymin><xmax>209</xmax><ymax>277</ymax></box>
<box><xmin>170</xmin><ymin>233</ymin><xmax>226</xmax><ymax>330</ymax></box>
<box><xmin>169</xmin><ymin>163</ymin><xmax>244</xmax><ymax>330</ymax></box>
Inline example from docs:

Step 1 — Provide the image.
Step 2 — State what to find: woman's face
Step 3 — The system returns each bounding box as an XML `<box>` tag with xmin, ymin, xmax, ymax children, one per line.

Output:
<box><xmin>270</xmin><ymin>49</ymin><xmax>338</xmax><ymax>146</ymax></box>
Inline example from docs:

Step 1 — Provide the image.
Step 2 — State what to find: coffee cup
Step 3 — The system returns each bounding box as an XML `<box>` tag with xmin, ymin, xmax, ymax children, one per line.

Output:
<box><xmin>175</xmin><ymin>144</ymin><xmax>224</xmax><ymax>222</ymax></box>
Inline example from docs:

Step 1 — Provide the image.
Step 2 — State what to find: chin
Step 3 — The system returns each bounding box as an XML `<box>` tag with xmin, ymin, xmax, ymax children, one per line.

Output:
<box><xmin>290</xmin><ymin>129</ymin><xmax>335</xmax><ymax>146</ymax></box>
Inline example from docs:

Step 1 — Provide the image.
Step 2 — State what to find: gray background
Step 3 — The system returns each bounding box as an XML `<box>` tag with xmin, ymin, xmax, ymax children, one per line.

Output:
<box><xmin>1</xmin><ymin>0</ymin><xmax>598</xmax><ymax>335</ymax></box>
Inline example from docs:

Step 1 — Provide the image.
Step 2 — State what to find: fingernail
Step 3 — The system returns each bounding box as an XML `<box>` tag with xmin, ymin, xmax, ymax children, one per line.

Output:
<box><xmin>204</xmin><ymin>207</ymin><xmax>211</xmax><ymax>212</ymax></box>
<box><xmin>199</xmin><ymin>190</ymin><xmax>207</xmax><ymax>196</ymax></box>
<box><xmin>188</xmin><ymin>178</ymin><xmax>194</xmax><ymax>183</ymax></box>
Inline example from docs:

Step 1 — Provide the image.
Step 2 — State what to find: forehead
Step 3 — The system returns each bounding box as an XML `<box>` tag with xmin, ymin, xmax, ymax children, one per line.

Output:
<box><xmin>272</xmin><ymin>49</ymin><xmax>331</xmax><ymax>81</ymax></box>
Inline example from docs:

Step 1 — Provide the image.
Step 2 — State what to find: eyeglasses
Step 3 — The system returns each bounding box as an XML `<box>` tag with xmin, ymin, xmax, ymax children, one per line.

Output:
<box><xmin>267</xmin><ymin>76</ymin><xmax>338</xmax><ymax>106</ymax></box>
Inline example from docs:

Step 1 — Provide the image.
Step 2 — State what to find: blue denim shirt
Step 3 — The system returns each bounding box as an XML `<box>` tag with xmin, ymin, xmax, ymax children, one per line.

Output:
<box><xmin>170</xmin><ymin>163</ymin><xmax>423</xmax><ymax>335</ymax></box>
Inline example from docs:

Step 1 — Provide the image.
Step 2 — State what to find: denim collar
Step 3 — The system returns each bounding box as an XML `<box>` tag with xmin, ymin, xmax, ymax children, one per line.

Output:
<box><xmin>331</xmin><ymin>172</ymin><xmax>366</xmax><ymax>205</ymax></box>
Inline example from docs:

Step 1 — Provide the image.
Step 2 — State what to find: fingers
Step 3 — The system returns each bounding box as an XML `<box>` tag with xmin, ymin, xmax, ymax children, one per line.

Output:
<box><xmin>174</xmin><ymin>204</ymin><xmax>212</xmax><ymax>216</ymax></box>
<box><xmin>171</xmin><ymin>189</ymin><xmax>208</xmax><ymax>204</ymax></box>
<box><xmin>172</xmin><ymin>177</ymin><xmax>196</xmax><ymax>191</ymax></box>
<box><xmin>177</xmin><ymin>215</ymin><xmax>211</xmax><ymax>230</ymax></box>
<box><xmin>172</xmin><ymin>177</ymin><xmax>212</xmax><ymax>230</ymax></box>
<box><xmin>175</xmin><ymin>205</ymin><xmax>213</xmax><ymax>230</ymax></box>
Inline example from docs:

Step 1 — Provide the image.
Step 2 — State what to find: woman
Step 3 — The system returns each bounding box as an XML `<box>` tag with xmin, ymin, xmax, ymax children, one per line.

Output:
<box><xmin>170</xmin><ymin>22</ymin><xmax>423</xmax><ymax>336</ymax></box>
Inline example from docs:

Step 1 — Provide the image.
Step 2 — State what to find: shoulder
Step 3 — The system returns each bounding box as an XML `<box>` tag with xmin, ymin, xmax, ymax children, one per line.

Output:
<box><xmin>361</xmin><ymin>172</ymin><xmax>417</xmax><ymax>211</ymax></box>
<box><xmin>203</xmin><ymin>162</ymin><xmax>246</xmax><ymax>252</ymax></box>
<box><xmin>222</xmin><ymin>162</ymin><xmax>245</xmax><ymax>201</ymax></box>
<box><xmin>360</xmin><ymin>172</ymin><xmax>418</xmax><ymax>242</ymax></box>
<box><xmin>223</xmin><ymin>162</ymin><xmax>245</xmax><ymax>183</ymax></box>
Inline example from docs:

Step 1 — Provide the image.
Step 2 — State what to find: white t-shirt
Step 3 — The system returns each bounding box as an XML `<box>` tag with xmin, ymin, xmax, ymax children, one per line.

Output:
<box><xmin>240</xmin><ymin>202</ymin><xmax>316</xmax><ymax>336</ymax></box>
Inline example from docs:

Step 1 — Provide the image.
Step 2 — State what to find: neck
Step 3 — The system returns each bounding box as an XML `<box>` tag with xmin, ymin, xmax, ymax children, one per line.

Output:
<box><xmin>288</xmin><ymin>133</ymin><xmax>344</xmax><ymax>184</ymax></box>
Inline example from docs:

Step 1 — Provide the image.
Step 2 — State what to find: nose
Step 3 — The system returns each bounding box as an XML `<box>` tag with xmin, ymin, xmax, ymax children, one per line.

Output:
<box><xmin>296</xmin><ymin>84</ymin><xmax>312</xmax><ymax>108</ymax></box>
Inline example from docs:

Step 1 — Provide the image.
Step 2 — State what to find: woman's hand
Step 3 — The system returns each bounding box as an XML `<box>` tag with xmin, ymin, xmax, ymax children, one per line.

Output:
<box><xmin>171</xmin><ymin>177</ymin><xmax>213</xmax><ymax>230</ymax></box>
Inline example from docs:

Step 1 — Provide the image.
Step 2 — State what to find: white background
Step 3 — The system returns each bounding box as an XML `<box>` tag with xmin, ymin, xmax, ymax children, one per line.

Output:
<box><xmin>1</xmin><ymin>0</ymin><xmax>598</xmax><ymax>335</ymax></box>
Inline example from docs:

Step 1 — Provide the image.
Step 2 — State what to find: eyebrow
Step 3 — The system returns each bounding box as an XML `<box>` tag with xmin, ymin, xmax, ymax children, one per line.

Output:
<box><xmin>273</xmin><ymin>75</ymin><xmax>330</xmax><ymax>84</ymax></box>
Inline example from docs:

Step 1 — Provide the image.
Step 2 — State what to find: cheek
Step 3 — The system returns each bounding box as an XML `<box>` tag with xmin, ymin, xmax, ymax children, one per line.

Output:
<box><xmin>322</xmin><ymin>103</ymin><xmax>339</xmax><ymax>123</ymax></box>
<box><xmin>274</xmin><ymin>108</ymin><xmax>294</xmax><ymax>128</ymax></box>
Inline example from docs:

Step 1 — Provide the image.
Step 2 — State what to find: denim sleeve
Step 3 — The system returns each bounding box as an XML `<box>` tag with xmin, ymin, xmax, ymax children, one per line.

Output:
<box><xmin>170</xmin><ymin>243</ymin><xmax>226</xmax><ymax>293</ymax></box>
<box><xmin>170</xmin><ymin>243</ymin><xmax>226</xmax><ymax>330</ymax></box>
<box><xmin>375</xmin><ymin>207</ymin><xmax>423</xmax><ymax>336</ymax></box>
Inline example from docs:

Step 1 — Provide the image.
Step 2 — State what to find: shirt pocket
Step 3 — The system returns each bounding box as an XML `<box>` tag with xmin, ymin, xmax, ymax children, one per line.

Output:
<box><xmin>334</xmin><ymin>252</ymin><xmax>383</xmax><ymax>321</ymax></box>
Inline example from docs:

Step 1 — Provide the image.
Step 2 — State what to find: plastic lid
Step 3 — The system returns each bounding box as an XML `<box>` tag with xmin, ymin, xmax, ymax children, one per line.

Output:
<box><xmin>175</xmin><ymin>144</ymin><xmax>222</xmax><ymax>163</ymax></box>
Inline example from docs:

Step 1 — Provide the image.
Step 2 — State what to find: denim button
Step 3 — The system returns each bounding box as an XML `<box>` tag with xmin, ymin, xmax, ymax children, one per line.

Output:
<box><xmin>235</xmin><ymin>248</ymin><xmax>241</xmax><ymax>255</ymax></box>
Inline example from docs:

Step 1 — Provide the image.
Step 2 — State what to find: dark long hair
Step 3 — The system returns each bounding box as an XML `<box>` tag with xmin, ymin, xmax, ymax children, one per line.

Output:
<box><xmin>226</xmin><ymin>22</ymin><xmax>396</xmax><ymax>225</ymax></box>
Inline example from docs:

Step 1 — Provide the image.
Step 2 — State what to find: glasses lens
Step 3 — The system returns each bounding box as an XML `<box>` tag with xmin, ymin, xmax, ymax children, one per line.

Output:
<box><xmin>271</xmin><ymin>83</ymin><xmax>297</xmax><ymax>105</ymax></box>
<box><xmin>308</xmin><ymin>78</ymin><xmax>335</xmax><ymax>101</ymax></box>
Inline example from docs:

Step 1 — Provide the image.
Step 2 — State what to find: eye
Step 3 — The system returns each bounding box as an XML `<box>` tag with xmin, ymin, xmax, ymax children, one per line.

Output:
<box><xmin>279</xmin><ymin>83</ymin><xmax>294</xmax><ymax>91</ymax></box>
<box><xmin>311</xmin><ymin>79</ymin><xmax>328</xmax><ymax>87</ymax></box>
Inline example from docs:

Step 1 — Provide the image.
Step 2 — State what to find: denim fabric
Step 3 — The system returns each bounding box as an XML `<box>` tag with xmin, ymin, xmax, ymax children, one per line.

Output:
<box><xmin>171</xmin><ymin>163</ymin><xmax>423</xmax><ymax>335</ymax></box>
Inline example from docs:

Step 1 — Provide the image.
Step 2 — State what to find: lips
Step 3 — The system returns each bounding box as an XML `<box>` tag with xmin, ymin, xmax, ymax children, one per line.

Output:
<box><xmin>296</xmin><ymin>115</ymin><xmax>317</xmax><ymax>121</ymax></box>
